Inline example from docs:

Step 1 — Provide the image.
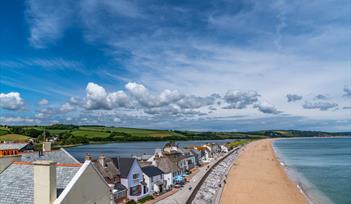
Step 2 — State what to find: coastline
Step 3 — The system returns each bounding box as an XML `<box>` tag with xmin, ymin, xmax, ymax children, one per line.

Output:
<box><xmin>220</xmin><ymin>139</ymin><xmax>308</xmax><ymax>204</ymax></box>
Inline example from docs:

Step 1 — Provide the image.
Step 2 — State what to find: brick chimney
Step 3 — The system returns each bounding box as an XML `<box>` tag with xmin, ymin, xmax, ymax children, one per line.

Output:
<box><xmin>33</xmin><ymin>160</ymin><xmax>57</xmax><ymax>204</ymax></box>
<box><xmin>98</xmin><ymin>154</ymin><xmax>105</xmax><ymax>167</ymax></box>
<box><xmin>42</xmin><ymin>141</ymin><xmax>51</xmax><ymax>152</ymax></box>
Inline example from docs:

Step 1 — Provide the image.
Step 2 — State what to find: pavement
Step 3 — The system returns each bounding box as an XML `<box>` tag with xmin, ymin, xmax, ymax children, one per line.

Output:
<box><xmin>156</xmin><ymin>155</ymin><xmax>223</xmax><ymax>204</ymax></box>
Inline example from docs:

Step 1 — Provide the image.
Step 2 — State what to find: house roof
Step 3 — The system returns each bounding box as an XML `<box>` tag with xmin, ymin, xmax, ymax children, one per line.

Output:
<box><xmin>0</xmin><ymin>149</ymin><xmax>81</xmax><ymax>204</ymax></box>
<box><xmin>154</xmin><ymin>156</ymin><xmax>180</xmax><ymax>174</ymax></box>
<box><xmin>0</xmin><ymin>143</ymin><xmax>28</xmax><ymax>150</ymax></box>
<box><xmin>93</xmin><ymin>158</ymin><xmax>121</xmax><ymax>184</ymax></box>
<box><xmin>111</xmin><ymin>157</ymin><xmax>136</xmax><ymax>178</ymax></box>
<box><xmin>20</xmin><ymin>148</ymin><xmax>79</xmax><ymax>164</ymax></box>
<box><xmin>142</xmin><ymin>166</ymin><xmax>164</xmax><ymax>177</ymax></box>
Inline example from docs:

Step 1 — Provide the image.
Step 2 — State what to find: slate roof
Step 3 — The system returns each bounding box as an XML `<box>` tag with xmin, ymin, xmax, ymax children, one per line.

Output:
<box><xmin>111</xmin><ymin>157</ymin><xmax>136</xmax><ymax>178</ymax></box>
<box><xmin>0</xmin><ymin>149</ymin><xmax>81</xmax><ymax>204</ymax></box>
<box><xmin>142</xmin><ymin>166</ymin><xmax>164</xmax><ymax>177</ymax></box>
<box><xmin>0</xmin><ymin>143</ymin><xmax>28</xmax><ymax>150</ymax></box>
<box><xmin>0</xmin><ymin>163</ymin><xmax>80</xmax><ymax>204</ymax></box>
<box><xmin>20</xmin><ymin>149</ymin><xmax>79</xmax><ymax>164</ymax></box>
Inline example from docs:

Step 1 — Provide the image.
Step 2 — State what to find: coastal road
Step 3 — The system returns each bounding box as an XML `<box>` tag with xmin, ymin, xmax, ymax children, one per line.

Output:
<box><xmin>157</xmin><ymin>149</ymin><xmax>239</xmax><ymax>204</ymax></box>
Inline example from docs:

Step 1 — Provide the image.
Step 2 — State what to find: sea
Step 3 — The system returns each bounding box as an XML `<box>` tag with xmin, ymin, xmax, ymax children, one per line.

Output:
<box><xmin>273</xmin><ymin>137</ymin><xmax>351</xmax><ymax>204</ymax></box>
<box><xmin>67</xmin><ymin>139</ymin><xmax>234</xmax><ymax>161</ymax></box>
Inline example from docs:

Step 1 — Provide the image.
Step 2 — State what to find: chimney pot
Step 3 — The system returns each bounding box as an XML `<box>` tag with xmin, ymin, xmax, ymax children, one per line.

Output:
<box><xmin>42</xmin><ymin>142</ymin><xmax>51</xmax><ymax>152</ymax></box>
<box><xmin>85</xmin><ymin>153</ymin><xmax>92</xmax><ymax>161</ymax></box>
<box><xmin>98</xmin><ymin>154</ymin><xmax>106</xmax><ymax>167</ymax></box>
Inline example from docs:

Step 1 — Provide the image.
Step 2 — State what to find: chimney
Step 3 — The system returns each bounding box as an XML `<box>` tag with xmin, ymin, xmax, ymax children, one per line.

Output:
<box><xmin>85</xmin><ymin>153</ymin><xmax>92</xmax><ymax>161</ymax></box>
<box><xmin>98</xmin><ymin>154</ymin><xmax>106</xmax><ymax>167</ymax></box>
<box><xmin>42</xmin><ymin>142</ymin><xmax>51</xmax><ymax>152</ymax></box>
<box><xmin>33</xmin><ymin>160</ymin><xmax>57</xmax><ymax>204</ymax></box>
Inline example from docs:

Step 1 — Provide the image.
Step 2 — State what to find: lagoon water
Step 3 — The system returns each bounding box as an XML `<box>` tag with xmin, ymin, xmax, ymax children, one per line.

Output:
<box><xmin>67</xmin><ymin>139</ymin><xmax>234</xmax><ymax>161</ymax></box>
<box><xmin>273</xmin><ymin>137</ymin><xmax>351</xmax><ymax>204</ymax></box>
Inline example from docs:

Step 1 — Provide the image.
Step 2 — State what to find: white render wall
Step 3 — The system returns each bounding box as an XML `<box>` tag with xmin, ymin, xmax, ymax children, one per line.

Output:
<box><xmin>123</xmin><ymin>160</ymin><xmax>148</xmax><ymax>201</ymax></box>
<box><xmin>164</xmin><ymin>173</ymin><xmax>173</xmax><ymax>189</ymax></box>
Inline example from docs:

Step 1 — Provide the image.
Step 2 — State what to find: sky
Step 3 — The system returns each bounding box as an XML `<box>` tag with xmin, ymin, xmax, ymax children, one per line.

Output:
<box><xmin>0</xmin><ymin>0</ymin><xmax>350</xmax><ymax>131</ymax></box>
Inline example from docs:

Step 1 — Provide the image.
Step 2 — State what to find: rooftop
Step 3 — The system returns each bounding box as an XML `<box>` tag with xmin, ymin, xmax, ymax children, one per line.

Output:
<box><xmin>0</xmin><ymin>143</ymin><xmax>28</xmax><ymax>150</ymax></box>
<box><xmin>111</xmin><ymin>157</ymin><xmax>137</xmax><ymax>178</ymax></box>
<box><xmin>0</xmin><ymin>148</ymin><xmax>81</xmax><ymax>204</ymax></box>
<box><xmin>142</xmin><ymin>166</ymin><xmax>164</xmax><ymax>177</ymax></box>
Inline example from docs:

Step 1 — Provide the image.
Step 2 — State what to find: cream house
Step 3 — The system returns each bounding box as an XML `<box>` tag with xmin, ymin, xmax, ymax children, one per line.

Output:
<box><xmin>0</xmin><ymin>143</ymin><xmax>113</xmax><ymax>204</ymax></box>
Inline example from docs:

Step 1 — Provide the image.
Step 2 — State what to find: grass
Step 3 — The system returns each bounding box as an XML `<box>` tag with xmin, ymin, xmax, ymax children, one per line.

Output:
<box><xmin>71</xmin><ymin>130</ymin><xmax>110</xmax><ymax>138</ymax></box>
<box><xmin>79</xmin><ymin>126</ymin><xmax>171</xmax><ymax>137</ymax></box>
<box><xmin>0</xmin><ymin>129</ymin><xmax>9</xmax><ymax>136</ymax></box>
<box><xmin>0</xmin><ymin>134</ymin><xmax>30</xmax><ymax>142</ymax></box>
<box><xmin>226</xmin><ymin>139</ymin><xmax>254</xmax><ymax>150</ymax></box>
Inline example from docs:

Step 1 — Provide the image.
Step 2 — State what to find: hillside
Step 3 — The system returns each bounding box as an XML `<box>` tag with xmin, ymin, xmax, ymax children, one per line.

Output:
<box><xmin>0</xmin><ymin>124</ymin><xmax>350</xmax><ymax>144</ymax></box>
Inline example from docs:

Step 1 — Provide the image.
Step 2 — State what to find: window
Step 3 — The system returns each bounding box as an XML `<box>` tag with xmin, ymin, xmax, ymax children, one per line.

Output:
<box><xmin>133</xmin><ymin>173</ymin><xmax>139</xmax><ymax>180</ymax></box>
<box><xmin>151</xmin><ymin>176</ymin><xmax>153</xmax><ymax>182</ymax></box>
<box><xmin>130</xmin><ymin>185</ymin><xmax>141</xmax><ymax>196</ymax></box>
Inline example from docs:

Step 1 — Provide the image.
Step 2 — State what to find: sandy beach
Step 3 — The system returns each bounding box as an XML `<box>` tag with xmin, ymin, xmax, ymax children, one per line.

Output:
<box><xmin>220</xmin><ymin>139</ymin><xmax>308</xmax><ymax>204</ymax></box>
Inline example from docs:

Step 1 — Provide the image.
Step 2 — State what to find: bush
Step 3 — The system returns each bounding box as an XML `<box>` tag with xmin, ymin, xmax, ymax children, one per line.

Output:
<box><xmin>138</xmin><ymin>195</ymin><xmax>154</xmax><ymax>203</ymax></box>
<box><xmin>126</xmin><ymin>200</ymin><xmax>137</xmax><ymax>204</ymax></box>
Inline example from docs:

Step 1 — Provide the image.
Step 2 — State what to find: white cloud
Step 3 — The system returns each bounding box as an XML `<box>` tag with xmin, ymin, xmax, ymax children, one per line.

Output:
<box><xmin>0</xmin><ymin>92</ymin><xmax>25</xmax><ymax>110</ymax></box>
<box><xmin>38</xmin><ymin>98</ymin><xmax>49</xmax><ymax>105</ymax></box>
<box><xmin>0</xmin><ymin>116</ymin><xmax>37</xmax><ymax>124</ymax></box>
<box><xmin>254</xmin><ymin>101</ymin><xmax>281</xmax><ymax>114</ymax></box>
<box><xmin>223</xmin><ymin>90</ymin><xmax>260</xmax><ymax>109</ymax></box>
<box><xmin>59</xmin><ymin>102</ymin><xmax>75</xmax><ymax>113</ymax></box>
<box><xmin>125</xmin><ymin>82</ymin><xmax>183</xmax><ymax>108</ymax></box>
<box><xmin>83</xmin><ymin>82</ymin><xmax>131</xmax><ymax>110</ymax></box>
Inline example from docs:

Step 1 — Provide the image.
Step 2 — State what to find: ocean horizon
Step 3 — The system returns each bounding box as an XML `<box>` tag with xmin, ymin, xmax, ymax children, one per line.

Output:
<box><xmin>273</xmin><ymin>137</ymin><xmax>351</xmax><ymax>204</ymax></box>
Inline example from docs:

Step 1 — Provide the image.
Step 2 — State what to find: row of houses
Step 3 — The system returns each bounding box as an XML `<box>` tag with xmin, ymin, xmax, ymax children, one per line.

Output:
<box><xmin>0</xmin><ymin>141</ymin><xmax>228</xmax><ymax>204</ymax></box>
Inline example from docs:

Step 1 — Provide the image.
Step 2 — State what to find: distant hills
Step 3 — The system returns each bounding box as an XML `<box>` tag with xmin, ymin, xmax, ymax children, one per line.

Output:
<box><xmin>0</xmin><ymin>124</ymin><xmax>350</xmax><ymax>144</ymax></box>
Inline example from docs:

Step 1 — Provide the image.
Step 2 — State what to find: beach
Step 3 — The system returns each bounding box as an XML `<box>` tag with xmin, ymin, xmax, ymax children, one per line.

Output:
<box><xmin>220</xmin><ymin>139</ymin><xmax>308</xmax><ymax>204</ymax></box>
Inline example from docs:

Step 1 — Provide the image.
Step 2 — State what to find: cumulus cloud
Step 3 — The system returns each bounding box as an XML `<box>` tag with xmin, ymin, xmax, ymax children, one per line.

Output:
<box><xmin>84</xmin><ymin>82</ymin><xmax>130</xmax><ymax>110</ymax></box>
<box><xmin>59</xmin><ymin>102</ymin><xmax>75</xmax><ymax>113</ymax></box>
<box><xmin>38</xmin><ymin>98</ymin><xmax>49</xmax><ymax>105</ymax></box>
<box><xmin>254</xmin><ymin>101</ymin><xmax>281</xmax><ymax>114</ymax></box>
<box><xmin>125</xmin><ymin>82</ymin><xmax>183</xmax><ymax>108</ymax></box>
<box><xmin>286</xmin><ymin>94</ymin><xmax>302</xmax><ymax>102</ymax></box>
<box><xmin>177</xmin><ymin>95</ymin><xmax>217</xmax><ymax>109</ymax></box>
<box><xmin>223</xmin><ymin>90</ymin><xmax>260</xmax><ymax>109</ymax></box>
<box><xmin>343</xmin><ymin>86</ymin><xmax>351</xmax><ymax>97</ymax></box>
<box><xmin>0</xmin><ymin>92</ymin><xmax>25</xmax><ymax>110</ymax></box>
<box><xmin>303</xmin><ymin>101</ymin><xmax>338</xmax><ymax>111</ymax></box>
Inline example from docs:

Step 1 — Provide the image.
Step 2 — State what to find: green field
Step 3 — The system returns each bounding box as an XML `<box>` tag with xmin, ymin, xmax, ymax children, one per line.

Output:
<box><xmin>1</xmin><ymin>124</ymin><xmax>350</xmax><ymax>145</ymax></box>
<box><xmin>0</xmin><ymin>134</ymin><xmax>30</xmax><ymax>142</ymax></box>
<box><xmin>71</xmin><ymin>130</ymin><xmax>110</xmax><ymax>138</ymax></box>
<box><xmin>78</xmin><ymin>126</ymin><xmax>171</xmax><ymax>137</ymax></box>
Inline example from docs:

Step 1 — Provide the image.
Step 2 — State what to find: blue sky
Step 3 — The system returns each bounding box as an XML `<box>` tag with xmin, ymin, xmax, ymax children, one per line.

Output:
<box><xmin>0</xmin><ymin>0</ymin><xmax>350</xmax><ymax>131</ymax></box>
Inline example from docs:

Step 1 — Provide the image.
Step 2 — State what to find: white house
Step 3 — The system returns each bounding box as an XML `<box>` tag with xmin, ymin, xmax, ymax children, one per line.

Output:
<box><xmin>141</xmin><ymin>166</ymin><xmax>166</xmax><ymax>194</ymax></box>
<box><xmin>112</xmin><ymin>157</ymin><xmax>149</xmax><ymax>201</ymax></box>
<box><xmin>220</xmin><ymin>145</ymin><xmax>229</xmax><ymax>153</ymax></box>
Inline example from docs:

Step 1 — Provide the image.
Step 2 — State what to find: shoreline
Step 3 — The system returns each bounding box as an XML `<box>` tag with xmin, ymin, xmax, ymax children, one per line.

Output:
<box><xmin>220</xmin><ymin>139</ymin><xmax>308</xmax><ymax>204</ymax></box>
<box><xmin>272</xmin><ymin>138</ymin><xmax>337</xmax><ymax>204</ymax></box>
